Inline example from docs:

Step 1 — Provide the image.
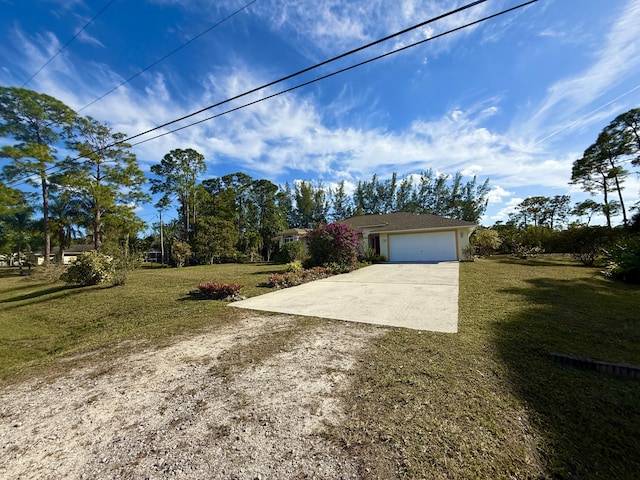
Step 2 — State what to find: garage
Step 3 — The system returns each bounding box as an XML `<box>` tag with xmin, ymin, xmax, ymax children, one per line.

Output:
<box><xmin>388</xmin><ymin>231</ymin><xmax>457</xmax><ymax>262</ymax></box>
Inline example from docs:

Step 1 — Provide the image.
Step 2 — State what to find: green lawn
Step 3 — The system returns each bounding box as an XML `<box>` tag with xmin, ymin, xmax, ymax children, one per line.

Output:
<box><xmin>335</xmin><ymin>256</ymin><xmax>640</xmax><ymax>479</ymax></box>
<box><xmin>0</xmin><ymin>263</ymin><xmax>282</xmax><ymax>382</ymax></box>
<box><xmin>1</xmin><ymin>258</ymin><xmax>639</xmax><ymax>478</ymax></box>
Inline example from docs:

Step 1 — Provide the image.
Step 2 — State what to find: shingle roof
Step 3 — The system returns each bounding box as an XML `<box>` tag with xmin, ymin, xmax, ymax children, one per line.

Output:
<box><xmin>340</xmin><ymin>212</ymin><xmax>476</xmax><ymax>232</ymax></box>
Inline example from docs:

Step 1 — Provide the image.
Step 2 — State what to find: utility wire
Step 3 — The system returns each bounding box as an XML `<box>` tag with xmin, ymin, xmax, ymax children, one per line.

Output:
<box><xmin>21</xmin><ymin>0</ymin><xmax>116</xmax><ymax>87</ymax></box>
<box><xmin>129</xmin><ymin>0</ymin><xmax>539</xmax><ymax>148</ymax></box>
<box><xmin>5</xmin><ymin>0</ymin><xmax>490</xmax><ymax>188</ymax></box>
<box><xmin>76</xmin><ymin>0</ymin><xmax>258</xmax><ymax>114</ymax></box>
<box><xmin>122</xmin><ymin>0</ymin><xmax>489</xmax><ymax>145</ymax></box>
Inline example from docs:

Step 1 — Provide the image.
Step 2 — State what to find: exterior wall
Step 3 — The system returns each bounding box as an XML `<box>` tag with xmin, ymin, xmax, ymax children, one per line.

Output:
<box><xmin>361</xmin><ymin>226</ymin><xmax>475</xmax><ymax>262</ymax></box>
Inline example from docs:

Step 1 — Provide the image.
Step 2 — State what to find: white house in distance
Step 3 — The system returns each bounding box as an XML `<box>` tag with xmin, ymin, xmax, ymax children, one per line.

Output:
<box><xmin>341</xmin><ymin>212</ymin><xmax>476</xmax><ymax>262</ymax></box>
<box><xmin>275</xmin><ymin>228</ymin><xmax>311</xmax><ymax>248</ymax></box>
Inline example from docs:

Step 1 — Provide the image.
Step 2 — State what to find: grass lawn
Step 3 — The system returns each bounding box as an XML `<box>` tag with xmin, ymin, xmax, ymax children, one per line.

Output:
<box><xmin>1</xmin><ymin>257</ymin><xmax>639</xmax><ymax>478</ymax></box>
<box><xmin>0</xmin><ymin>262</ymin><xmax>282</xmax><ymax>382</ymax></box>
<box><xmin>335</xmin><ymin>256</ymin><xmax>640</xmax><ymax>479</ymax></box>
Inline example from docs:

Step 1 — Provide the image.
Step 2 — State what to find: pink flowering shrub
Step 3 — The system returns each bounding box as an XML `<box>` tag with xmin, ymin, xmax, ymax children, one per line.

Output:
<box><xmin>305</xmin><ymin>222</ymin><xmax>362</xmax><ymax>272</ymax></box>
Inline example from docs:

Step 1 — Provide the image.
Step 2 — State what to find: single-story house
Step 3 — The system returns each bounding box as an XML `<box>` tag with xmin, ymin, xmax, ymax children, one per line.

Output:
<box><xmin>29</xmin><ymin>244</ymin><xmax>95</xmax><ymax>265</ymax></box>
<box><xmin>275</xmin><ymin>228</ymin><xmax>311</xmax><ymax>248</ymax></box>
<box><xmin>341</xmin><ymin>212</ymin><xmax>477</xmax><ymax>262</ymax></box>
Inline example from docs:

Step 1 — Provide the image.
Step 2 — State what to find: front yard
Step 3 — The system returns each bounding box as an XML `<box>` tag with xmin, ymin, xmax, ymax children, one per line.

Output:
<box><xmin>1</xmin><ymin>257</ymin><xmax>638</xmax><ymax>478</ymax></box>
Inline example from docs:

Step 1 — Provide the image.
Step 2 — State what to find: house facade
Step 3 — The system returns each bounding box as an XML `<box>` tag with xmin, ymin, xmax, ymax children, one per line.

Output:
<box><xmin>341</xmin><ymin>212</ymin><xmax>476</xmax><ymax>262</ymax></box>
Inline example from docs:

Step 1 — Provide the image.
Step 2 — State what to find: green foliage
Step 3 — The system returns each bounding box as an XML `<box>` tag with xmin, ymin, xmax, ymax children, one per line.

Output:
<box><xmin>277</xmin><ymin>240</ymin><xmax>308</xmax><ymax>264</ymax></box>
<box><xmin>562</xmin><ymin>226</ymin><xmax>618</xmax><ymax>266</ymax></box>
<box><xmin>285</xmin><ymin>260</ymin><xmax>304</xmax><ymax>273</ymax></box>
<box><xmin>60</xmin><ymin>251</ymin><xmax>114</xmax><ymax>286</ymax></box>
<box><xmin>171</xmin><ymin>241</ymin><xmax>191</xmax><ymax>267</ymax></box>
<box><xmin>305</xmin><ymin>222</ymin><xmax>361</xmax><ymax>272</ymax></box>
<box><xmin>101</xmin><ymin>246</ymin><xmax>143</xmax><ymax>286</ymax></box>
<box><xmin>196</xmin><ymin>281</ymin><xmax>243</xmax><ymax>300</ymax></box>
<box><xmin>191</xmin><ymin>216</ymin><xmax>238</xmax><ymax>264</ymax></box>
<box><xmin>472</xmin><ymin>228</ymin><xmax>502</xmax><ymax>256</ymax></box>
<box><xmin>604</xmin><ymin>236</ymin><xmax>640</xmax><ymax>283</ymax></box>
<box><xmin>360</xmin><ymin>247</ymin><xmax>386</xmax><ymax>264</ymax></box>
<box><xmin>268</xmin><ymin>266</ymin><xmax>333</xmax><ymax>288</ymax></box>
<box><xmin>29</xmin><ymin>263</ymin><xmax>67</xmax><ymax>283</ymax></box>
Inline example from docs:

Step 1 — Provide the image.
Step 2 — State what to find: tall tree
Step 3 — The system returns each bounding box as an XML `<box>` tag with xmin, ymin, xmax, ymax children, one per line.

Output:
<box><xmin>0</xmin><ymin>87</ymin><xmax>75</xmax><ymax>264</ymax></box>
<box><xmin>330</xmin><ymin>180</ymin><xmax>354</xmax><ymax>221</ymax></box>
<box><xmin>62</xmin><ymin>116</ymin><xmax>148</xmax><ymax>250</ymax></box>
<box><xmin>571</xmin><ymin>132</ymin><xmax>628</xmax><ymax>227</ymax></box>
<box><xmin>606</xmin><ymin>107</ymin><xmax>640</xmax><ymax>166</ymax></box>
<box><xmin>150</xmin><ymin>148</ymin><xmax>206</xmax><ymax>242</ymax></box>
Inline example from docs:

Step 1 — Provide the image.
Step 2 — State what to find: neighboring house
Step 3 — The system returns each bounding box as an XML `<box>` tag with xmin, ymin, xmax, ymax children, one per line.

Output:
<box><xmin>144</xmin><ymin>249</ymin><xmax>162</xmax><ymax>263</ymax></box>
<box><xmin>341</xmin><ymin>212</ymin><xmax>477</xmax><ymax>262</ymax></box>
<box><xmin>275</xmin><ymin>228</ymin><xmax>311</xmax><ymax>248</ymax></box>
<box><xmin>29</xmin><ymin>244</ymin><xmax>95</xmax><ymax>265</ymax></box>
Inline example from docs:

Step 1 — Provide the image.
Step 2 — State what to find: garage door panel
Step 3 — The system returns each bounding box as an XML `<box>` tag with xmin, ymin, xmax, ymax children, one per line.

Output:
<box><xmin>388</xmin><ymin>231</ymin><xmax>457</xmax><ymax>262</ymax></box>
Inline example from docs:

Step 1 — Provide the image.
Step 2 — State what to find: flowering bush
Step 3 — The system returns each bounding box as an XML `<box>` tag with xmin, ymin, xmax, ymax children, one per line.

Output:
<box><xmin>305</xmin><ymin>223</ymin><xmax>361</xmax><ymax>272</ymax></box>
<box><xmin>60</xmin><ymin>251</ymin><xmax>114</xmax><ymax>286</ymax></box>
<box><xmin>269</xmin><ymin>266</ymin><xmax>333</xmax><ymax>289</ymax></box>
<box><xmin>286</xmin><ymin>260</ymin><xmax>304</xmax><ymax>272</ymax></box>
<box><xmin>196</xmin><ymin>282</ymin><xmax>244</xmax><ymax>300</ymax></box>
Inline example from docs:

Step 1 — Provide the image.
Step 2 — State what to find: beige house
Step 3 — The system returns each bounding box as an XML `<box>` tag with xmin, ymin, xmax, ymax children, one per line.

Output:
<box><xmin>29</xmin><ymin>244</ymin><xmax>95</xmax><ymax>265</ymax></box>
<box><xmin>341</xmin><ymin>212</ymin><xmax>476</xmax><ymax>262</ymax></box>
<box><xmin>275</xmin><ymin>228</ymin><xmax>311</xmax><ymax>248</ymax></box>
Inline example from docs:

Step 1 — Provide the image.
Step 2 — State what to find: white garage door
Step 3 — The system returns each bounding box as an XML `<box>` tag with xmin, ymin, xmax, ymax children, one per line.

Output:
<box><xmin>388</xmin><ymin>231</ymin><xmax>457</xmax><ymax>262</ymax></box>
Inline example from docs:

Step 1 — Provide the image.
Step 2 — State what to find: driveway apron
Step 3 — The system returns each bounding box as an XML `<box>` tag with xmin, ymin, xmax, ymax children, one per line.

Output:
<box><xmin>230</xmin><ymin>263</ymin><xmax>459</xmax><ymax>332</ymax></box>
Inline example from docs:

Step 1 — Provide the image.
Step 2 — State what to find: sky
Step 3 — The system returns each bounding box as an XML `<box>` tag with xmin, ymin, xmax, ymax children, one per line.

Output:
<box><xmin>1</xmin><ymin>0</ymin><xmax>640</xmax><ymax>229</ymax></box>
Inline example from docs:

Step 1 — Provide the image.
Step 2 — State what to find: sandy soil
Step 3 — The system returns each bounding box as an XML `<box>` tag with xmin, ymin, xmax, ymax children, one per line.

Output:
<box><xmin>0</xmin><ymin>313</ymin><xmax>386</xmax><ymax>479</ymax></box>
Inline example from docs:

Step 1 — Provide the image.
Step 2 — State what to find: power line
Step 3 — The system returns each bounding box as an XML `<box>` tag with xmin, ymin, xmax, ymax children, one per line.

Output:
<box><xmin>129</xmin><ymin>0</ymin><xmax>539</xmax><ymax>148</ymax></box>
<box><xmin>122</xmin><ymin>0</ymin><xmax>490</xmax><ymax>145</ymax></box>
<box><xmin>76</xmin><ymin>0</ymin><xmax>258</xmax><ymax>114</ymax></box>
<box><xmin>21</xmin><ymin>0</ymin><xmax>116</xmax><ymax>87</ymax></box>
<box><xmin>5</xmin><ymin>0</ymin><xmax>491</xmax><ymax>188</ymax></box>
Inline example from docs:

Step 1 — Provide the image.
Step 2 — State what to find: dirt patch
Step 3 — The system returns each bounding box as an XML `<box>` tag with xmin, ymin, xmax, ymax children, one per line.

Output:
<box><xmin>0</xmin><ymin>313</ymin><xmax>386</xmax><ymax>479</ymax></box>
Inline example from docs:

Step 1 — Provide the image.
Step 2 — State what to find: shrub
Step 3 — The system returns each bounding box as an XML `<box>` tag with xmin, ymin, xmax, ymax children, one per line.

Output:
<box><xmin>60</xmin><ymin>251</ymin><xmax>114</xmax><ymax>286</ymax></box>
<box><xmin>277</xmin><ymin>240</ymin><xmax>307</xmax><ymax>264</ymax></box>
<box><xmin>306</xmin><ymin>222</ymin><xmax>361</xmax><ymax>272</ymax></box>
<box><xmin>269</xmin><ymin>266</ymin><xmax>333</xmax><ymax>288</ymax></box>
<box><xmin>562</xmin><ymin>226</ymin><xmax>618</xmax><ymax>266</ymax></box>
<box><xmin>286</xmin><ymin>260</ymin><xmax>304</xmax><ymax>273</ymax></box>
<box><xmin>360</xmin><ymin>247</ymin><xmax>387</xmax><ymax>264</ymax></box>
<box><xmin>196</xmin><ymin>282</ymin><xmax>244</xmax><ymax>300</ymax></box>
<box><xmin>29</xmin><ymin>263</ymin><xmax>67</xmax><ymax>283</ymax></box>
<box><xmin>604</xmin><ymin>236</ymin><xmax>640</xmax><ymax>283</ymax></box>
<box><xmin>102</xmin><ymin>247</ymin><xmax>143</xmax><ymax>286</ymax></box>
<box><xmin>510</xmin><ymin>243</ymin><xmax>544</xmax><ymax>259</ymax></box>
<box><xmin>472</xmin><ymin>228</ymin><xmax>502</xmax><ymax>256</ymax></box>
<box><xmin>171</xmin><ymin>241</ymin><xmax>191</xmax><ymax>267</ymax></box>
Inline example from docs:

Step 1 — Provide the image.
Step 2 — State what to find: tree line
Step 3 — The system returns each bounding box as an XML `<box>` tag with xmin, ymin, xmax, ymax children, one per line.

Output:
<box><xmin>0</xmin><ymin>87</ymin><xmax>491</xmax><ymax>266</ymax></box>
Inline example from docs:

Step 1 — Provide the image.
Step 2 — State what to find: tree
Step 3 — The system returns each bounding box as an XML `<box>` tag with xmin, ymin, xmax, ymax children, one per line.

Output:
<box><xmin>191</xmin><ymin>216</ymin><xmax>238</xmax><ymax>264</ymax></box>
<box><xmin>606</xmin><ymin>107</ymin><xmax>640</xmax><ymax>166</ymax></box>
<box><xmin>62</xmin><ymin>116</ymin><xmax>148</xmax><ymax>250</ymax></box>
<box><xmin>330</xmin><ymin>180</ymin><xmax>353</xmax><ymax>221</ymax></box>
<box><xmin>150</xmin><ymin>148</ymin><xmax>206</xmax><ymax>242</ymax></box>
<box><xmin>293</xmin><ymin>180</ymin><xmax>329</xmax><ymax>228</ymax></box>
<box><xmin>0</xmin><ymin>87</ymin><xmax>75</xmax><ymax>264</ymax></box>
<box><xmin>572</xmin><ymin>199</ymin><xmax>602</xmax><ymax>226</ymax></box>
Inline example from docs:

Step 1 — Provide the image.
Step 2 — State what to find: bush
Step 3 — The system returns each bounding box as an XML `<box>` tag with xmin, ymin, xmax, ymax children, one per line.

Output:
<box><xmin>604</xmin><ymin>236</ymin><xmax>640</xmax><ymax>283</ymax></box>
<box><xmin>510</xmin><ymin>243</ymin><xmax>544</xmax><ymax>259</ymax></box>
<box><xmin>277</xmin><ymin>240</ymin><xmax>307</xmax><ymax>264</ymax></box>
<box><xmin>306</xmin><ymin>223</ymin><xmax>361</xmax><ymax>272</ymax></box>
<box><xmin>29</xmin><ymin>263</ymin><xmax>67</xmax><ymax>283</ymax></box>
<box><xmin>472</xmin><ymin>228</ymin><xmax>502</xmax><ymax>256</ymax></box>
<box><xmin>562</xmin><ymin>226</ymin><xmax>618</xmax><ymax>266</ymax></box>
<box><xmin>286</xmin><ymin>260</ymin><xmax>304</xmax><ymax>273</ymax></box>
<box><xmin>269</xmin><ymin>266</ymin><xmax>333</xmax><ymax>288</ymax></box>
<box><xmin>171</xmin><ymin>241</ymin><xmax>191</xmax><ymax>267</ymax></box>
<box><xmin>196</xmin><ymin>282</ymin><xmax>244</xmax><ymax>300</ymax></box>
<box><xmin>102</xmin><ymin>247</ymin><xmax>143</xmax><ymax>286</ymax></box>
<box><xmin>60</xmin><ymin>251</ymin><xmax>114</xmax><ymax>286</ymax></box>
<box><xmin>360</xmin><ymin>247</ymin><xmax>386</xmax><ymax>264</ymax></box>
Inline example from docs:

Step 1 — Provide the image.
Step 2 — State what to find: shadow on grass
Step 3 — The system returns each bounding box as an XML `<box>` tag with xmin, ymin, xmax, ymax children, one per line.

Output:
<box><xmin>493</xmin><ymin>275</ymin><xmax>640</xmax><ymax>479</ymax></box>
<box><xmin>0</xmin><ymin>284</ymin><xmax>85</xmax><ymax>308</ymax></box>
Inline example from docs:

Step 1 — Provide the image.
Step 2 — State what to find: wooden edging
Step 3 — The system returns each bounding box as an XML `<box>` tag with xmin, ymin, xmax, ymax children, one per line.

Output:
<box><xmin>550</xmin><ymin>353</ymin><xmax>640</xmax><ymax>380</ymax></box>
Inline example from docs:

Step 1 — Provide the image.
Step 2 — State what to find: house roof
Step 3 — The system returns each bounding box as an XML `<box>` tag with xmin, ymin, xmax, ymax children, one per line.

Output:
<box><xmin>32</xmin><ymin>244</ymin><xmax>95</xmax><ymax>256</ymax></box>
<box><xmin>277</xmin><ymin>228</ymin><xmax>311</xmax><ymax>237</ymax></box>
<box><xmin>340</xmin><ymin>212</ymin><xmax>476</xmax><ymax>233</ymax></box>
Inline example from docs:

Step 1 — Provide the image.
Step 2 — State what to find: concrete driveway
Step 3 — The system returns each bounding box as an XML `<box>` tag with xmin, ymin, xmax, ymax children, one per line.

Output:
<box><xmin>230</xmin><ymin>263</ymin><xmax>459</xmax><ymax>332</ymax></box>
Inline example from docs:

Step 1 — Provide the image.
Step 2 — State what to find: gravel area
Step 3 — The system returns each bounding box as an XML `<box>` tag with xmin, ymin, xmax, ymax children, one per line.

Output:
<box><xmin>0</xmin><ymin>314</ymin><xmax>386</xmax><ymax>479</ymax></box>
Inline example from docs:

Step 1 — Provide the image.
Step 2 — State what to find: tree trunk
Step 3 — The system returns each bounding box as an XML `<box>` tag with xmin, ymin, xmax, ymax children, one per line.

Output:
<box><xmin>602</xmin><ymin>175</ymin><xmax>611</xmax><ymax>228</ymax></box>
<box><xmin>94</xmin><ymin>207</ymin><xmax>102</xmax><ymax>251</ymax></box>
<box><xmin>41</xmin><ymin>173</ymin><xmax>51</xmax><ymax>265</ymax></box>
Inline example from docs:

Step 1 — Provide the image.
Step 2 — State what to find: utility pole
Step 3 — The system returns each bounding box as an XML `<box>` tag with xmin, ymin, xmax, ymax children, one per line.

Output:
<box><xmin>159</xmin><ymin>209</ymin><xmax>165</xmax><ymax>266</ymax></box>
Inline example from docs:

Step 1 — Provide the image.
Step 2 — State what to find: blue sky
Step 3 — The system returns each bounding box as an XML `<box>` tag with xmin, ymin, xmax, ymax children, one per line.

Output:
<box><xmin>1</xmin><ymin>0</ymin><xmax>640</xmax><ymax>228</ymax></box>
